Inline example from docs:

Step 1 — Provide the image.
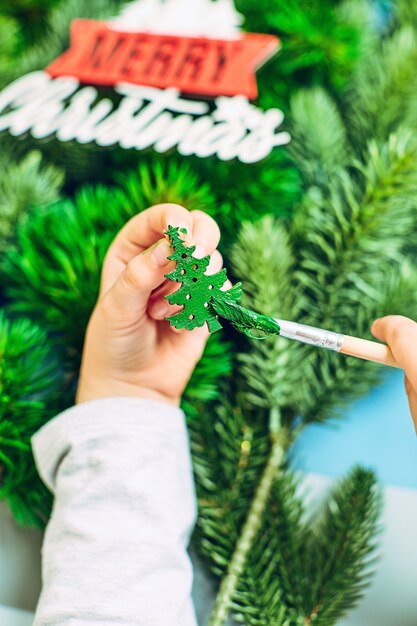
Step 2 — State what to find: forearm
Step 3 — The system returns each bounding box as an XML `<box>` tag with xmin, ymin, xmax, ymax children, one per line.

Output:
<box><xmin>32</xmin><ymin>397</ymin><xmax>197</xmax><ymax>626</ymax></box>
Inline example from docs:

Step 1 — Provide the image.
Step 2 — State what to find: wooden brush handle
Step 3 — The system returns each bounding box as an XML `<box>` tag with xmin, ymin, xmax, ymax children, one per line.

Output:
<box><xmin>341</xmin><ymin>335</ymin><xmax>400</xmax><ymax>369</ymax></box>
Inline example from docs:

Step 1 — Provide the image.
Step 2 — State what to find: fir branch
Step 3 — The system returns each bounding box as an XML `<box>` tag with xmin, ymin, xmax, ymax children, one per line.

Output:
<box><xmin>118</xmin><ymin>158</ymin><xmax>216</xmax><ymax>216</ymax></box>
<box><xmin>349</xmin><ymin>26</ymin><xmax>417</xmax><ymax>146</ymax></box>
<box><xmin>194</xmin><ymin>151</ymin><xmax>301</xmax><ymax>244</ymax></box>
<box><xmin>232</xmin><ymin>471</ymin><xmax>308</xmax><ymax>626</ymax></box>
<box><xmin>192</xmin><ymin>131</ymin><xmax>417</xmax><ymax>626</ymax></box>
<box><xmin>190</xmin><ymin>396</ymin><xmax>270</xmax><ymax>579</ymax></box>
<box><xmin>289</xmin><ymin>88</ymin><xmax>351</xmax><ymax>188</ymax></box>
<box><xmin>288</xmin><ymin>131</ymin><xmax>417</xmax><ymax>421</ymax></box>
<box><xmin>207</xmin><ymin>438</ymin><xmax>285</xmax><ymax>626</ymax></box>
<box><xmin>0</xmin><ymin>312</ymin><xmax>60</xmax><ymax>527</ymax></box>
<box><xmin>0</xmin><ymin>151</ymin><xmax>64</xmax><ymax>252</ymax></box>
<box><xmin>230</xmin><ymin>217</ymin><xmax>298</xmax><ymax>419</ymax></box>
<box><xmin>302</xmin><ymin>467</ymin><xmax>382</xmax><ymax>625</ymax></box>
<box><xmin>2</xmin><ymin>187</ymin><xmax>130</xmax><ymax>365</ymax></box>
<box><xmin>236</xmin><ymin>0</ymin><xmax>375</xmax><ymax>104</ymax></box>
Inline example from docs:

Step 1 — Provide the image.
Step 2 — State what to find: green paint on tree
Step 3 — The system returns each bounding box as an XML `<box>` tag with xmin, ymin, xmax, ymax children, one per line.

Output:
<box><xmin>164</xmin><ymin>225</ymin><xmax>280</xmax><ymax>339</ymax></box>
<box><xmin>211</xmin><ymin>297</ymin><xmax>280</xmax><ymax>338</ymax></box>
<box><xmin>164</xmin><ymin>225</ymin><xmax>242</xmax><ymax>332</ymax></box>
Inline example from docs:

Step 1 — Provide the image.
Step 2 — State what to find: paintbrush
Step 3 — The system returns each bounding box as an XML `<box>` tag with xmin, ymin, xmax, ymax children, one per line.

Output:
<box><xmin>210</xmin><ymin>297</ymin><xmax>400</xmax><ymax>369</ymax></box>
<box><xmin>275</xmin><ymin>318</ymin><xmax>400</xmax><ymax>369</ymax></box>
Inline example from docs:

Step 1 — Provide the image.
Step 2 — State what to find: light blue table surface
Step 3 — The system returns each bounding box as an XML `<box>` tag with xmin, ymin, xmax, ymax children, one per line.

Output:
<box><xmin>292</xmin><ymin>369</ymin><xmax>417</xmax><ymax>489</ymax></box>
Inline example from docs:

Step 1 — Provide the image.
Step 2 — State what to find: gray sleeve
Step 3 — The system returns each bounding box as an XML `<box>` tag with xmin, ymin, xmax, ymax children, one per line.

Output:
<box><xmin>31</xmin><ymin>397</ymin><xmax>198</xmax><ymax>626</ymax></box>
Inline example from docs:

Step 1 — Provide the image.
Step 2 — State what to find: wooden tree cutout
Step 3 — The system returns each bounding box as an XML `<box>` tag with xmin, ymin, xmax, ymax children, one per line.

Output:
<box><xmin>164</xmin><ymin>225</ymin><xmax>242</xmax><ymax>332</ymax></box>
<box><xmin>164</xmin><ymin>226</ymin><xmax>280</xmax><ymax>338</ymax></box>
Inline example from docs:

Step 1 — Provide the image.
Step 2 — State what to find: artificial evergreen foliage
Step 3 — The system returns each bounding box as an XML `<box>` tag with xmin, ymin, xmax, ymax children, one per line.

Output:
<box><xmin>190</xmin><ymin>10</ymin><xmax>417</xmax><ymax>618</ymax></box>
<box><xmin>2</xmin><ymin>191</ymin><xmax>126</xmax><ymax>358</ymax></box>
<box><xmin>119</xmin><ymin>159</ymin><xmax>216</xmax><ymax>218</ymax></box>
<box><xmin>192</xmin><ymin>152</ymin><xmax>301</xmax><ymax>242</ymax></box>
<box><xmin>0</xmin><ymin>312</ymin><xmax>60</xmax><ymax>526</ymax></box>
<box><xmin>302</xmin><ymin>467</ymin><xmax>382</xmax><ymax>625</ymax></box>
<box><xmin>0</xmin><ymin>150</ymin><xmax>64</xmax><ymax>251</ymax></box>
<box><xmin>289</xmin><ymin>88</ymin><xmax>350</xmax><ymax>188</ymax></box>
<box><xmin>236</xmin><ymin>0</ymin><xmax>375</xmax><ymax>106</ymax></box>
<box><xmin>349</xmin><ymin>25</ymin><xmax>417</xmax><ymax>147</ymax></box>
<box><xmin>231</xmin><ymin>467</ymin><xmax>381</xmax><ymax>625</ymax></box>
<box><xmin>190</xmin><ymin>393</ymin><xmax>270</xmax><ymax>576</ymax></box>
<box><xmin>1</xmin><ymin>1</ymin><xmax>417</xmax><ymax>624</ymax></box>
<box><xmin>0</xmin><ymin>0</ymin><xmax>62</xmax><ymax>47</ymax></box>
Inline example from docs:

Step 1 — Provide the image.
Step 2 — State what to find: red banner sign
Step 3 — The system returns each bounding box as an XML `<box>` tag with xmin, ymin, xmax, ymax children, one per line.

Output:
<box><xmin>46</xmin><ymin>19</ymin><xmax>279</xmax><ymax>99</ymax></box>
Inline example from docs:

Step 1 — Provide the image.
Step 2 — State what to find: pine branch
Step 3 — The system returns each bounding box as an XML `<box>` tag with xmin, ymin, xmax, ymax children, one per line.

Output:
<box><xmin>230</xmin><ymin>217</ymin><xmax>298</xmax><ymax>421</ymax></box>
<box><xmin>2</xmin><ymin>191</ymin><xmax>126</xmax><ymax>363</ymax></box>
<box><xmin>0</xmin><ymin>150</ymin><xmax>64</xmax><ymax>252</ymax></box>
<box><xmin>193</xmin><ymin>151</ymin><xmax>301</xmax><ymax>245</ymax></box>
<box><xmin>118</xmin><ymin>158</ymin><xmax>216</xmax><ymax>216</ymax></box>
<box><xmin>348</xmin><ymin>26</ymin><xmax>417</xmax><ymax>146</ymax></box>
<box><xmin>287</xmin><ymin>131</ymin><xmax>417</xmax><ymax>421</ymax></box>
<box><xmin>289</xmin><ymin>88</ymin><xmax>351</xmax><ymax>188</ymax></box>
<box><xmin>236</xmin><ymin>0</ymin><xmax>375</xmax><ymax>104</ymax></box>
<box><xmin>190</xmin><ymin>395</ymin><xmax>270</xmax><ymax>579</ymax></box>
<box><xmin>205</xmin><ymin>129</ymin><xmax>417</xmax><ymax>618</ymax></box>
<box><xmin>0</xmin><ymin>312</ymin><xmax>60</xmax><ymax>527</ymax></box>
<box><xmin>232</xmin><ymin>470</ymin><xmax>308</xmax><ymax>626</ymax></box>
<box><xmin>302</xmin><ymin>467</ymin><xmax>382</xmax><ymax>625</ymax></box>
<box><xmin>207</xmin><ymin>437</ymin><xmax>285</xmax><ymax>626</ymax></box>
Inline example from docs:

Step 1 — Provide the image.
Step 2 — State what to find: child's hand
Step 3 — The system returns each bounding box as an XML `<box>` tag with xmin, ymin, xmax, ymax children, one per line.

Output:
<box><xmin>77</xmin><ymin>204</ymin><xmax>224</xmax><ymax>406</ymax></box>
<box><xmin>372</xmin><ymin>316</ymin><xmax>417</xmax><ymax>432</ymax></box>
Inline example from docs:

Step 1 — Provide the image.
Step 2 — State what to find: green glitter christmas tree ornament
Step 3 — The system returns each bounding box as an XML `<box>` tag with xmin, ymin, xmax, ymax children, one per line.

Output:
<box><xmin>164</xmin><ymin>226</ymin><xmax>280</xmax><ymax>338</ymax></box>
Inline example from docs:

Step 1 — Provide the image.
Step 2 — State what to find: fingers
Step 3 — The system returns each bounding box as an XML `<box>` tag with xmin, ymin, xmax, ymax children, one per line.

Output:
<box><xmin>371</xmin><ymin>316</ymin><xmax>417</xmax><ymax>390</ymax></box>
<box><xmin>102</xmin><ymin>204</ymin><xmax>220</xmax><ymax>294</ymax></box>
<box><xmin>405</xmin><ymin>385</ymin><xmax>417</xmax><ymax>434</ymax></box>
<box><xmin>113</xmin><ymin>204</ymin><xmax>193</xmax><ymax>263</ymax></box>
<box><xmin>190</xmin><ymin>210</ymin><xmax>221</xmax><ymax>258</ymax></box>
<box><xmin>101</xmin><ymin>238</ymin><xmax>173</xmax><ymax>321</ymax></box>
<box><xmin>101</xmin><ymin>204</ymin><xmax>193</xmax><ymax>293</ymax></box>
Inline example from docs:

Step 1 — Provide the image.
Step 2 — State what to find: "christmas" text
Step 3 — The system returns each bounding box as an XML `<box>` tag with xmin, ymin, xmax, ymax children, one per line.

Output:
<box><xmin>0</xmin><ymin>71</ymin><xmax>290</xmax><ymax>163</ymax></box>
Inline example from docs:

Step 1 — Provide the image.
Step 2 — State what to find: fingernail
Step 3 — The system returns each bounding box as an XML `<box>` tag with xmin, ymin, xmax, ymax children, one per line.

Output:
<box><xmin>371</xmin><ymin>318</ymin><xmax>381</xmax><ymax>331</ymax></box>
<box><xmin>194</xmin><ymin>244</ymin><xmax>206</xmax><ymax>258</ymax></box>
<box><xmin>145</xmin><ymin>239</ymin><xmax>171</xmax><ymax>267</ymax></box>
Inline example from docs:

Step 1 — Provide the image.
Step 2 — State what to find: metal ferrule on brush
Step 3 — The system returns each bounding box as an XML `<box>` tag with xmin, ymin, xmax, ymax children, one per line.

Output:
<box><xmin>275</xmin><ymin>320</ymin><xmax>344</xmax><ymax>352</ymax></box>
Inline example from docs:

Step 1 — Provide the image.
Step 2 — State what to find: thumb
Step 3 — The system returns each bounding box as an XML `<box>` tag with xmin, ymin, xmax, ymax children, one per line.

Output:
<box><xmin>102</xmin><ymin>238</ymin><xmax>173</xmax><ymax>320</ymax></box>
<box><xmin>371</xmin><ymin>315</ymin><xmax>417</xmax><ymax>389</ymax></box>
